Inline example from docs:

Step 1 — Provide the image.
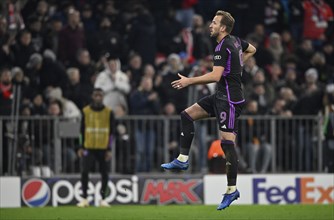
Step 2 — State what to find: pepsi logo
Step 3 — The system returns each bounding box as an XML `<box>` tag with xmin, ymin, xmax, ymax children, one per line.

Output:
<box><xmin>22</xmin><ymin>179</ymin><xmax>50</xmax><ymax>207</ymax></box>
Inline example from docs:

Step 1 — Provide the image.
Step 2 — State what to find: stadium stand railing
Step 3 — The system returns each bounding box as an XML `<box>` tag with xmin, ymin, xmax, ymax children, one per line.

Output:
<box><xmin>0</xmin><ymin>115</ymin><xmax>323</xmax><ymax>176</ymax></box>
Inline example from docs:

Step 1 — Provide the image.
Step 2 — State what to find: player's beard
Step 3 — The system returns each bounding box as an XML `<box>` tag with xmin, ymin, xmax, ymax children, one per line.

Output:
<box><xmin>210</xmin><ymin>31</ymin><xmax>219</xmax><ymax>40</ymax></box>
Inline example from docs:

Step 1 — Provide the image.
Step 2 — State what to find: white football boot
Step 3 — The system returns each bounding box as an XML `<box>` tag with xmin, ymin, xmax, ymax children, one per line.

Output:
<box><xmin>77</xmin><ymin>199</ymin><xmax>89</xmax><ymax>207</ymax></box>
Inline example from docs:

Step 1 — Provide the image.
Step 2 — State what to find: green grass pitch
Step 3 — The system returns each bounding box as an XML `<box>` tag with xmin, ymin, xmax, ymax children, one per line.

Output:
<box><xmin>1</xmin><ymin>204</ymin><xmax>333</xmax><ymax>220</ymax></box>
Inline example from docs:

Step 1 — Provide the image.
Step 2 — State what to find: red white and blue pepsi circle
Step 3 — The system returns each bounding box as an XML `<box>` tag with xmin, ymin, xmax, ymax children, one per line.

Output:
<box><xmin>22</xmin><ymin>179</ymin><xmax>50</xmax><ymax>207</ymax></box>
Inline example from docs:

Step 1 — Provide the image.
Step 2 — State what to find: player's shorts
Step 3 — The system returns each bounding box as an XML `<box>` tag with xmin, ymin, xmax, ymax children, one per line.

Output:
<box><xmin>197</xmin><ymin>93</ymin><xmax>244</xmax><ymax>133</ymax></box>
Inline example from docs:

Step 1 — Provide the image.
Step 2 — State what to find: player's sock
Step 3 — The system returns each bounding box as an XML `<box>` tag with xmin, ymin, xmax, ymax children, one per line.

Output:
<box><xmin>179</xmin><ymin>111</ymin><xmax>195</xmax><ymax>156</ymax></box>
<box><xmin>177</xmin><ymin>154</ymin><xmax>189</xmax><ymax>162</ymax></box>
<box><xmin>226</xmin><ymin>185</ymin><xmax>237</xmax><ymax>194</ymax></box>
<box><xmin>221</xmin><ymin>140</ymin><xmax>238</xmax><ymax>186</ymax></box>
<box><xmin>100</xmin><ymin>172</ymin><xmax>108</xmax><ymax>199</ymax></box>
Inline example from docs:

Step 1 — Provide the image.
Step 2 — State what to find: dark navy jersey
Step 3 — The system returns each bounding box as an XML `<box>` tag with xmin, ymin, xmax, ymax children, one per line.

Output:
<box><xmin>213</xmin><ymin>35</ymin><xmax>249</xmax><ymax>104</ymax></box>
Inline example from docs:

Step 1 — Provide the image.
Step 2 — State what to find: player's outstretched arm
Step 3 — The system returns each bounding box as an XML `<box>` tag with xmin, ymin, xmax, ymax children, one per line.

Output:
<box><xmin>242</xmin><ymin>43</ymin><xmax>256</xmax><ymax>63</ymax></box>
<box><xmin>171</xmin><ymin>66</ymin><xmax>224</xmax><ymax>90</ymax></box>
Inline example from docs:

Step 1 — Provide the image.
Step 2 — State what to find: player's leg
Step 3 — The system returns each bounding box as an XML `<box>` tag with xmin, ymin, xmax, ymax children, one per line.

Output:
<box><xmin>161</xmin><ymin>96</ymin><xmax>213</xmax><ymax>170</ymax></box>
<box><xmin>77</xmin><ymin>150</ymin><xmax>91</xmax><ymax>207</ymax></box>
<box><xmin>97</xmin><ymin>150</ymin><xmax>110</xmax><ymax>207</ymax></box>
<box><xmin>179</xmin><ymin>103</ymin><xmax>210</xmax><ymax>159</ymax></box>
<box><xmin>220</xmin><ymin>131</ymin><xmax>238</xmax><ymax>191</ymax></box>
<box><xmin>216</xmin><ymin>102</ymin><xmax>244</xmax><ymax>210</ymax></box>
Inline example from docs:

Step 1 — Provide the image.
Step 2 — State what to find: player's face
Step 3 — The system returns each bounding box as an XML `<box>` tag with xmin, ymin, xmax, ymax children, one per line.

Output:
<box><xmin>209</xmin><ymin>16</ymin><xmax>224</xmax><ymax>38</ymax></box>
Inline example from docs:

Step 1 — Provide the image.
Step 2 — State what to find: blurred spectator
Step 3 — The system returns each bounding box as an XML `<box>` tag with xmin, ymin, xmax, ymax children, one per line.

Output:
<box><xmin>34</xmin><ymin>0</ymin><xmax>49</xmax><ymax>26</ymax></box>
<box><xmin>263</xmin><ymin>0</ymin><xmax>285</xmax><ymax>35</ymax></box>
<box><xmin>156</xmin><ymin>53</ymin><xmax>189</xmax><ymax>113</ymax></box>
<box><xmin>302</xmin><ymin>0</ymin><xmax>334</xmax><ymax>47</ymax></box>
<box><xmin>247</xmin><ymin>36</ymin><xmax>274</xmax><ymax>68</ymax></box>
<box><xmin>44</xmin><ymin>16</ymin><xmax>63</xmax><ymax>55</ymax></box>
<box><xmin>74</xmin><ymin>49</ymin><xmax>96</xmax><ymax>86</ymax></box>
<box><xmin>0</xmin><ymin>68</ymin><xmax>13</xmax><ymax>115</ymax></box>
<box><xmin>63</xmin><ymin>67</ymin><xmax>92</xmax><ymax>109</ymax></box>
<box><xmin>250</xmin><ymin>83</ymin><xmax>271</xmax><ymax>114</ymax></box>
<box><xmin>288</xmin><ymin>0</ymin><xmax>304</xmax><ymax>41</ymax></box>
<box><xmin>269</xmin><ymin>98</ymin><xmax>292</xmax><ymax>116</ymax></box>
<box><xmin>128</xmin><ymin>5</ymin><xmax>156</xmax><ymax>65</ymax></box>
<box><xmin>172</xmin><ymin>0</ymin><xmax>198</xmax><ymax>29</ymax></box>
<box><xmin>245</xmin><ymin>56</ymin><xmax>261</xmax><ymax>78</ymax></box>
<box><xmin>295</xmin><ymin>38</ymin><xmax>314</xmax><ymax>72</ymax></box>
<box><xmin>58</xmin><ymin>9</ymin><xmax>85</xmax><ymax>66</ymax></box>
<box><xmin>11</xmin><ymin>30</ymin><xmax>36</xmax><ymax>69</ymax></box>
<box><xmin>156</xmin><ymin>8</ymin><xmax>185</xmax><ymax>56</ymax></box>
<box><xmin>25</xmin><ymin>53</ymin><xmax>67</xmax><ymax>94</ymax></box>
<box><xmin>142</xmin><ymin>64</ymin><xmax>156</xmax><ymax>79</ymax></box>
<box><xmin>88</xmin><ymin>16</ymin><xmax>124</xmax><ymax>62</ymax></box>
<box><xmin>245</xmin><ymin>69</ymin><xmax>275</xmax><ymax>113</ymax></box>
<box><xmin>226</xmin><ymin>0</ymin><xmax>262</xmax><ymax>37</ymax></box>
<box><xmin>47</xmin><ymin>99</ymin><xmax>63</xmax><ymax>116</ymax></box>
<box><xmin>125</xmin><ymin>52</ymin><xmax>143</xmax><ymax>89</ymax></box>
<box><xmin>129</xmin><ymin>76</ymin><xmax>160</xmax><ymax>172</ymax></box>
<box><xmin>293</xmin><ymin>67</ymin><xmax>325</xmax><ymax>171</ymax></box>
<box><xmin>310</xmin><ymin>51</ymin><xmax>334</xmax><ymax>83</ymax></box>
<box><xmin>279</xmin><ymin>63</ymin><xmax>301</xmax><ymax>96</ymax></box>
<box><xmin>163</xmin><ymin>102</ymin><xmax>180</xmax><ymax>161</ymax></box>
<box><xmin>246</xmin><ymin>24</ymin><xmax>266</xmax><ymax>46</ymax></box>
<box><xmin>267</xmin><ymin>62</ymin><xmax>284</xmax><ymax>87</ymax></box>
<box><xmin>243</xmin><ymin>100</ymin><xmax>272</xmax><ymax>173</ymax></box>
<box><xmin>30</xmin><ymin>93</ymin><xmax>47</xmax><ymax>115</ymax></box>
<box><xmin>281</xmin><ymin>29</ymin><xmax>296</xmax><ymax>55</ymax></box>
<box><xmin>242</xmin><ymin>56</ymin><xmax>260</xmax><ymax>85</ymax></box>
<box><xmin>80</xmin><ymin>4</ymin><xmax>97</xmax><ymax>35</ymax></box>
<box><xmin>46</xmin><ymin>87</ymin><xmax>81</xmax><ymax>118</ymax></box>
<box><xmin>322</xmin><ymin>41</ymin><xmax>334</xmax><ymax>66</ymax></box>
<box><xmin>114</xmin><ymin>103</ymin><xmax>135</xmax><ymax>174</ymax></box>
<box><xmin>101</xmin><ymin>0</ymin><xmax>120</xmax><ymax>27</ymax></box>
<box><xmin>26</xmin><ymin>15</ymin><xmax>44</xmax><ymax>52</ymax></box>
<box><xmin>207</xmin><ymin>139</ymin><xmax>226</xmax><ymax>174</ymax></box>
<box><xmin>3</xmin><ymin>0</ymin><xmax>25</xmax><ymax>33</ymax></box>
<box><xmin>323</xmin><ymin>84</ymin><xmax>334</xmax><ymax>172</ymax></box>
<box><xmin>95</xmin><ymin>54</ymin><xmax>130</xmax><ymax>112</ymax></box>
<box><xmin>191</xmin><ymin>14</ymin><xmax>212</xmax><ymax>60</ymax></box>
<box><xmin>17</xmin><ymin>104</ymin><xmax>40</xmax><ymax>176</ymax></box>
<box><xmin>0</xmin><ymin>15</ymin><xmax>14</xmax><ymax>66</ymax></box>
<box><xmin>268</xmin><ymin>32</ymin><xmax>283</xmax><ymax>64</ymax></box>
<box><xmin>11</xmin><ymin>66</ymin><xmax>32</xmax><ymax>100</ymax></box>
<box><xmin>294</xmin><ymin>68</ymin><xmax>324</xmax><ymax>115</ymax></box>
<box><xmin>279</xmin><ymin>87</ymin><xmax>297</xmax><ymax>112</ymax></box>
<box><xmin>129</xmin><ymin>76</ymin><xmax>160</xmax><ymax>115</ymax></box>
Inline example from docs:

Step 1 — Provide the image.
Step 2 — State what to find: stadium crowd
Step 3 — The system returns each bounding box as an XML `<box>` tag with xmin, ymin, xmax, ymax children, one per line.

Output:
<box><xmin>0</xmin><ymin>0</ymin><xmax>334</xmax><ymax>174</ymax></box>
<box><xmin>1</xmin><ymin>0</ymin><xmax>333</xmax><ymax>118</ymax></box>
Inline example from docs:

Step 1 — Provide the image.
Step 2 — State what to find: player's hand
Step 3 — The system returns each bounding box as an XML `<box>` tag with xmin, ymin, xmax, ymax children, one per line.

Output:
<box><xmin>77</xmin><ymin>149</ymin><xmax>84</xmax><ymax>158</ymax></box>
<box><xmin>105</xmin><ymin>151</ymin><xmax>112</xmax><ymax>161</ymax></box>
<box><xmin>171</xmin><ymin>73</ymin><xmax>190</xmax><ymax>90</ymax></box>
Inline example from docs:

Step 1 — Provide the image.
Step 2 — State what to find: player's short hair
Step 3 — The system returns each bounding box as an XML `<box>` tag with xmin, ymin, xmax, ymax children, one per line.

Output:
<box><xmin>215</xmin><ymin>10</ymin><xmax>235</xmax><ymax>34</ymax></box>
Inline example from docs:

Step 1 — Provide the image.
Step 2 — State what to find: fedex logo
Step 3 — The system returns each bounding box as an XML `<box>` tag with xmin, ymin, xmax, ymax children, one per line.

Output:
<box><xmin>141</xmin><ymin>179</ymin><xmax>202</xmax><ymax>205</ymax></box>
<box><xmin>253</xmin><ymin>177</ymin><xmax>334</xmax><ymax>204</ymax></box>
